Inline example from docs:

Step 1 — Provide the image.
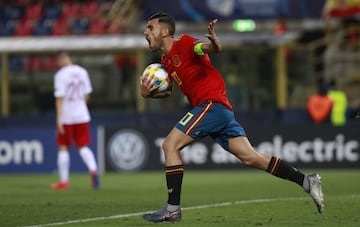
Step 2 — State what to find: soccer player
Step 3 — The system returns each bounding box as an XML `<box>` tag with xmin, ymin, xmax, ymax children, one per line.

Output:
<box><xmin>140</xmin><ymin>12</ymin><xmax>324</xmax><ymax>223</ymax></box>
<box><xmin>51</xmin><ymin>51</ymin><xmax>99</xmax><ymax>190</ymax></box>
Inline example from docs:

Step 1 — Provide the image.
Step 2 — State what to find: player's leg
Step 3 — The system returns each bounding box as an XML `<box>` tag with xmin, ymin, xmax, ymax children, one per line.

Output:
<box><xmin>143</xmin><ymin>127</ymin><xmax>193</xmax><ymax>223</ymax></box>
<box><xmin>163</xmin><ymin>127</ymin><xmax>193</xmax><ymax>204</ymax></box>
<box><xmin>228</xmin><ymin>136</ymin><xmax>324</xmax><ymax>213</ymax></box>
<box><xmin>78</xmin><ymin>145</ymin><xmax>99</xmax><ymax>189</ymax></box>
<box><xmin>75</xmin><ymin>122</ymin><xmax>99</xmax><ymax>189</ymax></box>
<box><xmin>52</xmin><ymin>125</ymin><xmax>72</xmax><ymax>190</ymax></box>
<box><xmin>144</xmin><ymin>102</ymin><xmax>213</xmax><ymax>223</ymax></box>
<box><xmin>228</xmin><ymin>136</ymin><xmax>305</xmax><ymax>184</ymax></box>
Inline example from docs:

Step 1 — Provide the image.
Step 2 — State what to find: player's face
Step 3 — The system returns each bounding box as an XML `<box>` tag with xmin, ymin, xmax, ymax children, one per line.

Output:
<box><xmin>56</xmin><ymin>56</ymin><xmax>65</xmax><ymax>67</ymax></box>
<box><xmin>144</xmin><ymin>19</ymin><xmax>163</xmax><ymax>51</ymax></box>
<box><xmin>56</xmin><ymin>55</ymin><xmax>71</xmax><ymax>68</ymax></box>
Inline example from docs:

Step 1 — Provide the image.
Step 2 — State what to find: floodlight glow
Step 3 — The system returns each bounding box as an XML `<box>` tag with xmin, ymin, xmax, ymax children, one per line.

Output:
<box><xmin>233</xmin><ymin>19</ymin><xmax>256</xmax><ymax>32</ymax></box>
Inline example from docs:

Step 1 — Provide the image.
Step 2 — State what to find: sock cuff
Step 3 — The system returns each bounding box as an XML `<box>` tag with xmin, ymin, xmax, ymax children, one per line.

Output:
<box><xmin>267</xmin><ymin>156</ymin><xmax>282</xmax><ymax>175</ymax></box>
<box><xmin>165</xmin><ymin>165</ymin><xmax>184</xmax><ymax>175</ymax></box>
<box><xmin>79</xmin><ymin>146</ymin><xmax>91</xmax><ymax>154</ymax></box>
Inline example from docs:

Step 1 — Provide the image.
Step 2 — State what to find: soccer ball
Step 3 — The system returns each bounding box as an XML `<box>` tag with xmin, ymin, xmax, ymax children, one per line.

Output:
<box><xmin>141</xmin><ymin>63</ymin><xmax>170</xmax><ymax>92</ymax></box>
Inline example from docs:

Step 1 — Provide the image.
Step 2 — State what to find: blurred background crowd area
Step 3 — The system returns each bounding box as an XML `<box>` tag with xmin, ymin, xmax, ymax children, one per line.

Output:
<box><xmin>0</xmin><ymin>0</ymin><xmax>129</xmax><ymax>36</ymax></box>
<box><xmin>0</xmin><ymin>0</ymin><xmax>359</xmax><ymax>124</ymax></box>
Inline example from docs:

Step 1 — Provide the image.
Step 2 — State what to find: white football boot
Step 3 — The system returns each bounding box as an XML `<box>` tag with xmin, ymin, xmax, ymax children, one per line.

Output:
<box><xmin>306</xmin><ymin>173</ymin><xmax>324</xmax><ymax>213</ymax></box>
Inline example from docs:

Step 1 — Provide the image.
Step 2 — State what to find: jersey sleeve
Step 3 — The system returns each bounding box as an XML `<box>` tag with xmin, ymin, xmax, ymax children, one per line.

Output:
<box><xmin>54</xmin><ymin>71</ymin><xmax>66</xmax><ymax>98</ymax></box>
<box><xmin>181</xmin><ymin>35</ymin><xmax>204</xmax><ymax>56</ymax></box>
<box><xmin>83</xmin><ymin>69</ymin><xmax>93</xmax><ymax>95</ymax></box>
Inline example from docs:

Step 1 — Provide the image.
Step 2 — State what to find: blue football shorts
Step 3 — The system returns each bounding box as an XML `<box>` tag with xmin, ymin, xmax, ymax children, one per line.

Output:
<box><xmin>175</xmin><ymin>100</ymin><xmax>247</xmax><ymax>151</ymax></box>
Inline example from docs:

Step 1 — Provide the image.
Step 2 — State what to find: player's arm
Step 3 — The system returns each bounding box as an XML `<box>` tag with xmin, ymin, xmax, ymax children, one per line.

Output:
<box><xmin>195</xmin><ymin>19</ymin><xmax>222</xmax><ymax>55</ymax></box>
<box><xmin>140</xmin><ymin>74</ymin><xmax>172</xmax><ymax>98</ymax></box>
<box><xmin>55</xmin><ymin>97</ymin><xmax>65</xmax><ymax>134</ymax></box>
<box><xmin>85</xmin><ymin>94</ymin><xmax>90</xmax><ymax>103</ymax></box>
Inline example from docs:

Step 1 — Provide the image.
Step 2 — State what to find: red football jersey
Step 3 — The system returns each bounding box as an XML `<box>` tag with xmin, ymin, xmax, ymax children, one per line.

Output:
<box><xmin>161</xmin><ymin>34</ymin><xmax>232</xmax><ymax>110</ymax></box>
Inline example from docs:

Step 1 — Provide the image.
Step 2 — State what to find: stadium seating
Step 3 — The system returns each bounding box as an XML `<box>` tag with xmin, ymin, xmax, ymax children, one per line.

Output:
<box><xmin>24</xmin><ymin>2</ymin><xmax>43</xmax><ymax>21</ymax></box>
<box><xmin>43</xmin><ymin>4</ymin><xmax>62</xmax><ymax>20</ymax></box>
<box><xmin>14</xmin><ymin>19</ymin><xmax>34</xmax><ymax>36</ymax></box>
<box><xmin>41</xmin><ymin>56</ymin><xmax>57</xmax><ymax>71</ymax></box>
<box><xmin>32</xmin><ymin>19</ymin><xmax>54</xmax><ymax>36</ymax></box>
<box><xmin>23</xmin><ymin>55</ymin><xmax>57</xmax><ymax>71</ymax></box>
<box><xmin>23</xmin><ymin>55</ymin><xmax>43</xmax><ymax>71</ymax></box>
<box><xmin>0</xmin><ymin>0</ymin><xmax>126</xmax><ymax>71</ymax></box>
<box><xmin>9</xmin><ymin>55</ymin><xmax>24</xmax><ymax>71</ymax></box>
<box><xmin>61</xmin><ymin>2</ymin><xmax>82</xmax><ymax>20</ymax></box>
<box><xmin>71</xmin><ymin>17</ymin><xmax>90</xmax><ymax>35</ymax></box>
<box><xmin>87</xmin><ymin>17</ymin><xmax>108</xmax><ymax>35</ymax></box>
<box><xmin>2</xmin><ymin>4</ymin><xmax>24</xmax><ymax>21</ymax></box>
<box><xmin>51</xmin><ymin>17</ymin><xmax>69</xmax><ymax>36</ymax></box>
<box><xmin>0</xmin><ymin>20</ymin><xmax>16</xmax><ymax>36</ymax></box>
<box><xmin>81</xmin><ymin>1</ymin><xmax>99</xmax><ymax>18</ymax></box>
<box><xmin>0</xmin><ymin>0</ymin><xmax>124</xmax><ymax>38</ymax></box>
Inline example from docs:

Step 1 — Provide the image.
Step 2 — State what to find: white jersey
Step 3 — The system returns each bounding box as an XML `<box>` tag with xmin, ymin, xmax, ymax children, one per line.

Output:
<box><xmin>54</xmin><ymin>64</ymin><xmax>92</xmax><ymax>124</ymax></box>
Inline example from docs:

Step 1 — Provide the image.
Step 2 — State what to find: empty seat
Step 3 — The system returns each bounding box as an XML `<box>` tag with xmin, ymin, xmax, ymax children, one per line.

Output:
<box><xmin>2</xmin><ymin>4</ymin><xmax>24</xmax><ymax>21</ymax></box>
<box><xmin>51</xmin><ymin>17</ymin><xmax>69</xmax><ymax>36</ymax></box>
<box><xmin>32</xmin><ymin>19</ymin><xmax>54</xmax><ymax>36</ymax></box>
<box><xmin>0</xmin><ymin>20</ymin><xmax>16</xmax><ymax>36</ymax></box>
<box><xmin>9</xmin><ymin>55</ymin><xmax>24</xmax><ymax>71</ymax></box>
<box><xmin>24</xmin><ymin>2</ymin><xmax>43</xmax><ymax>21</ymax></box>
<box><xmin>41</xmin><ymin>56</ymin><xmax>58</xmax><ymax>71</ymax></box>
<box><xmin>81</xmin><ymin>1</ymin><xmax>99</xmax><ymax>17</ymax></box>
<box><xmin>43</xmin><ymin>4</ymin><xmax>62</xmax><ymax>20</ymax></box>
<box><xmin>71</xmin><ymin>17</ymin><xmax>89</xmax><ymax>35</ymax></box>
<box><xmin>61</xmin><ymin>2</ymin><xmax>81</xmax><ymax>19</ymax></box>
<box><xmin>87</xmin><ymin>17</ymin><xmax>108</xmax><ymax>35</ymax></box>
<box><xmin>24</xmin><ymin>56</ymin><xmax>42</xmax><ymax>71</ymax></box>
<box><xmin>14</xmin><ymin>19</ymin><xmax>33</xmax><ymax>36</ymax></box>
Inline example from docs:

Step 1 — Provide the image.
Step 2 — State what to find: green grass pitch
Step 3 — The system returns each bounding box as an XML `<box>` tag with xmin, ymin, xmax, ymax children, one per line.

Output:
<box><xmin>0</xmin><ymin>169</ymin><xmax>359</xmax><ymax>227</ymax></box>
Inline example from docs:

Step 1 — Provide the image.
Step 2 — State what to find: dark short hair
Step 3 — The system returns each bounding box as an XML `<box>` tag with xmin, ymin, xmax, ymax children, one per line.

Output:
<box><xmin>148</xmin><ymin>12</ymin><xmax>175</xmax><ymax>36</ymax></box>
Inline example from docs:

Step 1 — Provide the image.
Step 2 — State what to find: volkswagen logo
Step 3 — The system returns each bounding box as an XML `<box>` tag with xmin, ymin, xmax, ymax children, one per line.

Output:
<box><xmin>107</xmin><ymin>129</ymin><xmax>149</xmax><ymax>171</ymax></box>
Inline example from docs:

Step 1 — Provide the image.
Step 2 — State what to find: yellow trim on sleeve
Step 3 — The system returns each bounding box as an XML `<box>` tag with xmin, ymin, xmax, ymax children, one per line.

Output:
<box><xmin>194</xmin><ymin>42</ymin><xmax>204</xmax><ymax>55</ymax></box>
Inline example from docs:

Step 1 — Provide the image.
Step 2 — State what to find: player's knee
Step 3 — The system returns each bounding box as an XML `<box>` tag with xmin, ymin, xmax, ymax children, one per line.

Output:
<box><xmin>238</xmin><ymin>152</ymin><xmax>263</xmax><ymax>167</ymax></box>
<box><xmin>58</xmin><ymin>146</ymin><xmax>68</xmax><ymax>151</ymax></box>
<box><xmin>162</xmin><ymin>138</ymin><xmax>173</xmax><ymax>153</ymax></box>
<box><xmin>240</xmin><ymin>153</ymin><xmax>268</xmax><ymax>169</ymax></box>
<box><xmin>241</xmin><ymin>156</ymin><xmax>257</xmax><ymax>167</ymax></box>
<box><xmin>162</xmin><ymin>138</ymin><xmax>182</xmax><ymax>155</ymax></box>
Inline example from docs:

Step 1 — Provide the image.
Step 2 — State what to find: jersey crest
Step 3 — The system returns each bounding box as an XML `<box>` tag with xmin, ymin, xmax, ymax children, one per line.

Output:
<box><xmin>172</xmin><ymin>55</ymin><xmax>181</xmax><ymax>67</ymax></box>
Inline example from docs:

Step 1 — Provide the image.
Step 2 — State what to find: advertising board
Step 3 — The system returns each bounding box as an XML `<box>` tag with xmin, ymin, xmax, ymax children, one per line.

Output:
<box><xmin>0</xmin><ymin>127</ymin><xmax>98</xmax><ymax>173</ymax></box>
<box><xmin>105</xmin><ymin>125</ymin><xmax>359</xmax><ymax>171</ymax></box>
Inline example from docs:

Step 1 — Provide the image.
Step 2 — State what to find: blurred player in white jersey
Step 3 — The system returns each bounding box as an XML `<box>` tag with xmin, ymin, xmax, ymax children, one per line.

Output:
<box><xmin>51</xmin><ymin>51</ymin><xmax>99</xmax><ymax>190</ymax></box>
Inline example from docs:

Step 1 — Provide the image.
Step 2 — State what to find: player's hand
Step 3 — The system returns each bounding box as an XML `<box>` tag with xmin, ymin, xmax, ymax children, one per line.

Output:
<box><xmin>140</xmin><ymin>73</ymin><xmax>158</xmax><ymax>98</ymax></box>
<box><xmin>205</xmin><ymin>19</ymin><xmax>218</xmax><ymax>40</ymax></box>
<box><xmin>204</xmin><ymin>19</ymin><xmax>222</xmax><ymax>53</ymax></box>
<box><xmin>57</xmin><ymin>122</ymin><xmax>65</xmax><ymax>134</ymax></box>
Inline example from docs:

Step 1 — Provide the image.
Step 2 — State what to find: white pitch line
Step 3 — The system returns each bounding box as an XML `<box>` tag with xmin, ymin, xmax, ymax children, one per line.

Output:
<box><xmin>21</xmin><ymin>197</ymin><xmax>307</xmax><ymax>227</ymax></box>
